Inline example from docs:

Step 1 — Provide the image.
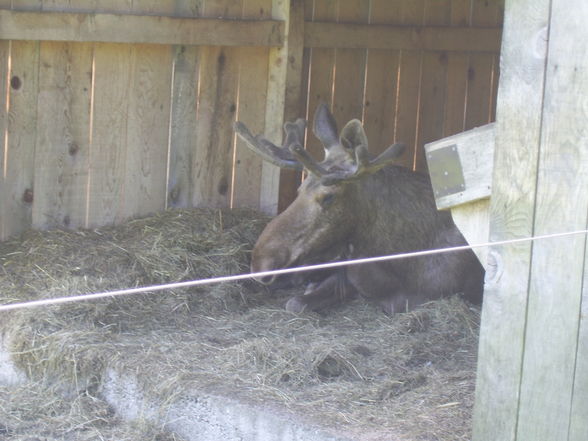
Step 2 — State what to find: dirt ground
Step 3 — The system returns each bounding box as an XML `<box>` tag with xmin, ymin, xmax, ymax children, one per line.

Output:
<box><xmin>0</xmin><ymin>208</ymin><xmax>481</xmax><ymax>441</ymax></box>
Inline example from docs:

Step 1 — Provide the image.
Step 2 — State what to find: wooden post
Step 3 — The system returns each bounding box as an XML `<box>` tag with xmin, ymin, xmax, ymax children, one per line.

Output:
<box><xmin>262</xmin><ymin>0</ymin><xmax>304</xmax><ymax>215</ymax></box>
<box><xmin>473</xmin><ymin>1</ymin><xmax>588</xmax><ymax>440</ymax></box>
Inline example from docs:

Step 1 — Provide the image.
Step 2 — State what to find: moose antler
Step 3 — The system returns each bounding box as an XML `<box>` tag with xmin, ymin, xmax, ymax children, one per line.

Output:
<box><xmin>234</xmin><ymin>110</ymin><xmax>406</xmax><ymax>185</ymax></box>
<box><xmin>233</xmin><ymin>119</ymin><xmax>307</xmax><ymax>171</ymax></box>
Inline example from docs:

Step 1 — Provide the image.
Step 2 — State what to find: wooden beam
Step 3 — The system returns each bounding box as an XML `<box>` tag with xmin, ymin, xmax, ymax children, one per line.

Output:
<box><xmin>471</xmin><ymin>0</ymin><xmax>552</xmax><ymax>440</ymax></box>
<box><xmin>305</xmin><ymin>21</ymin><xmax>502</xmax><ymax>52</ymax></box>
<box><xmin>0</xmin><ymin>9</ymin><xmax>285</xmax><ymax>47</ymax></box>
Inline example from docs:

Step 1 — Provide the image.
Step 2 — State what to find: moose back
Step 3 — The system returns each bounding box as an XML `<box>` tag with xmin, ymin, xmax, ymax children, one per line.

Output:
<box><xmin>234</xmin><ymin>105</ymin><xmax>484</xmax><ymax>313</ymax></box>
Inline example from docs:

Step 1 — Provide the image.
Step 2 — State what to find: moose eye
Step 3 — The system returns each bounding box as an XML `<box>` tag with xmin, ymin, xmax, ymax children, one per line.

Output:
<box><xmin>319</xmin><ymin>193</ymin><xmax>336</xmax><ymax>208</ymax></box>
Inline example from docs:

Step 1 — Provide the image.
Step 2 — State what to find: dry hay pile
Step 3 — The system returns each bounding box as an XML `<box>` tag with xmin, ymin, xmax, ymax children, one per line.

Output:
<box><xmin>0</xmin><ymin>208</ymin><xmax>481</xmax><ymax>441</ymax></box>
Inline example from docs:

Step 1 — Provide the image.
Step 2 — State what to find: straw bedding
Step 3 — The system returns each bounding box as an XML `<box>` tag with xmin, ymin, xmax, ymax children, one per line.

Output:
<box><xmin>0</xmin><ymin>208</ymin><xmax>480</xmax><ymax>441</ymax></box>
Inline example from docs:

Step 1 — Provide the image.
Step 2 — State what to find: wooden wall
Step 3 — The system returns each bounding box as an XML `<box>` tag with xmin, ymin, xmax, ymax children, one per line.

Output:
<box><xmin>0</xmin><ymin>0</ymin><xmax>503</xmax><ymax>240</ymax></box>
<box><xmin>473</xmin><ymin>0</ymin><xmax>588</xmax><ymax>440</ymax></box>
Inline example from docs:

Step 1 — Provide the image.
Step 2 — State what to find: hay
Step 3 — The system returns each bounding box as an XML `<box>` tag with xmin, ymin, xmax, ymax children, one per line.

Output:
<box><xmin>0</xmin><ymin>208</ymin><xmax>481</xmax><ymax>441</ymax></box>
<box><xmin>0</xmin><ymin>381</ymin><xmax>184</xmax><ymax>441</ymax></box>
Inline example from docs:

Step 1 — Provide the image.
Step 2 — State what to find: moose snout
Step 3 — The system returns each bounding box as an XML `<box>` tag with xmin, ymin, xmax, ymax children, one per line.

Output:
<box><xmin>250</xmin><ymin>242</ymin><xmax>291</xmax><ymax>285</ymax></box>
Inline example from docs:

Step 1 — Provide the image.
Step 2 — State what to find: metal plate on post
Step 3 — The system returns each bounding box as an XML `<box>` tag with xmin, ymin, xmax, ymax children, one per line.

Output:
<box><xmin>427</xmin><ymin>144</ymin><xmax>466</xmax><ymax>198</ymax></box>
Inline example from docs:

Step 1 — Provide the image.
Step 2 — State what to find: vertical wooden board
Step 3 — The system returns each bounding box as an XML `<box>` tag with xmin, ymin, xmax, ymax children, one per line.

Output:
<box><xmin>393</xmin><ymin>0</ymin><xmax>424</xmax><ymax>170</ymax></box>
<box><xmin>465</xmin><ymin>0</ymin><xmax>504</xmax><ymax>130</ymax></box>
<box><xmin>232</xmin><ymin>0</ymin><xmax>271</xmax><ymax>209</ymax></box>
<box><xmin>516</xmin><ymin>1</ymin><xmax>588</xmax><ymax>439</ymax></box>
<box><xmin>167</xmin><ymin>0</ymin><xmax>202</xmax><ymax>208</ymax></box>
<box><xmin>415</xmin><ymin>0</ymin><xmax>451</xmax><ymax>172</ymax></box>
<box><xmin>362</xmin><ymin>0</ymin><xmax>402</xmax><ymax>156</ymax></box>
<box><xmin>87</xmin><ymin>43</ymin><xmax>131</xmax><ymax>227</ymax></box>
<box><xmin>331</xmin><ymin>0</ymin><xmax>369</xmax><ymax>126</ymax></box>
<box><xmin>305</xmin><ymin>0</ymin><xmax>337</xmax><ymax>160</ymax></box>
<box><xmin>273</xmin><ymin>0</ymin><xmax>307</xmax><ymax>213</ymax></box>
<box><xmin>415</xmin><ymin>52</ymin><xmax>447</xmax><ymax>172</ymax></box>
<box><xmin>33</xmin><ymin>41</ymin><xmax>93</xmax><ymax>230</ymax></box>
<box><xmin>362</xmin><ymin>49</ymin><xmax>399</xmax><ymax>156</ymax></box>
<box><xmin>464</xmin><ymin>53</ymin><xmax>495</xmax><ymax>130</ymax></box>
<box><xmin>193</xmin><ymin>46</ymin><xmax>239</xmax><ymax>208</ymax></box>
<box><xmin>443</xmin><ymin>0</ymin><xmax>471</xmax><ymax>137</ymax></box>
<box><xmin>191</xmin><ymin>0</ymin><xmax>242</xmax><ymax>208</ymax></box>
<box><xmin>232</xmin><ymin>50</ymin><xmax>267</xmax><ymax>208</ymax></box>
<box><xmin>0</xmin><ymin>40</ymin><xmax>9</xmax><ymax>239</ymax></box>
<box><xmin>123</xmin><ymin>44</ymin><xmax>173</xmax><ymax>220</ymax></box>
<box><xmin>1</xmin><ymin>41</ymin><xmax>39</xmax><ymax>239</ymax></box>
<box><xmin>471</xmin><ymin>1</ymin><xmax>551</xmax><ymax>441</ymax></box>
<box><xmin>569</xmin><ymin>255</ymin><xmax>588</xmax><ymax>441</ymax></box>
<box><xmin>443</xmin><ymin>52</ymin><xmax>468</xmax><ymax>136</ymax></box>
<box><xmin>168</xmin><ymin>44</ymin><xmax>200</xmax><ymax>208</ymax></box>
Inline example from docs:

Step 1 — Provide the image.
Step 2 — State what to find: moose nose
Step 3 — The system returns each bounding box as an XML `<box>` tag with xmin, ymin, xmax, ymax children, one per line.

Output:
<box><xmin>256</xmin><ymin>274</ymin><xmax>277</xmax><ymax>285</ymax></box>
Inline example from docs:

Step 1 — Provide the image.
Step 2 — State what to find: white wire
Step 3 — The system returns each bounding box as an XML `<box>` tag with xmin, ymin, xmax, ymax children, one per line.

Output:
<box><xmin>0</xmin><ymin>229</ymin><xmax>586</xmax><ymax>313</ymax></box>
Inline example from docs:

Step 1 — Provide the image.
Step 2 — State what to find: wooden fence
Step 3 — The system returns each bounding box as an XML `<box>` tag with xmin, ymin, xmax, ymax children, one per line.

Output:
<box><xmin>0</xmin><ymin>0</ymin><xmax>503</xmax><ymax>240</ymax></box>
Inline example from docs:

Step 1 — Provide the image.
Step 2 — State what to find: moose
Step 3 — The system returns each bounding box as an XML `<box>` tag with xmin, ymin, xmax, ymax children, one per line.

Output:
<box><xmin>234</xmin><ymin>104</ymin><xmax>484</xmax><ymax>314</ymax></box>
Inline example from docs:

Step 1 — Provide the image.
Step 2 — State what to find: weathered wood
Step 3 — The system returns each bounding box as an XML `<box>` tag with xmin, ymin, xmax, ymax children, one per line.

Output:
<box><xmin>167</xmin><ymin>0</ymin><xmax>202</xmax><ymax>208</ymax></box>
<box><xmin>304</xmin><ymin>0</ymin><xmax>336</xmax><ymax>161</ymax></box>
<box><xmin>450</xmin><ymin>199</ymin><xmax>490</xmax><ymax>268</ymax></box>
<box><xmin>305</xmin><ymin>22</ymin><xmax>502</xmax><ymax>52</ymax></box>
<box><xmin>192</xmin><ymin>1</ymin><xmax>242</xmax><ymax>208</ymax></box>
<box><xmin>415</xmin><ymin>0</ymin><xmax>451</xmax><ymax>172</ymax></box>
<box><xmin>232</xmin><ymin>0</ymin><xmax>271</xmax><ymax>209</ymax></box>
<box><xmin>515</xmin><ymin>0</ymin><xmax>588</xmax><ymax>439</ymax></box>
<box><xmin>443</xmin><ymin>0</ymin><xmax>471</xmax><ymax>137</ymax></box>
<box><xmin>0</xmin><ymin>9</ymin><xmax>285</xmax><ymax>47</ymax></box>
<box><xmin>0</xmin><ymin>39</ymin><xmax>9</xmax><ymax>240</ymax></box>
<box><xmin>425</xmin><ymin>123</ymin><xmax>495</xmax><ymax>210</ymax></box>
<box><xmin>86</xmin><ymin>43</ymin><xmax>131</xmax><ymax>227</ymax></box>
<box><xmin>570</xmin><ymin>259</ymin><xmax>588</xmax><ymax>440</ymax></box>
<box><xmin>362</xmin><ymin>0</ymin><xmax>401</xmax><ymax>157</ymax></box>
<box><xmin>331</xmin><ymin>0</ymin><xmax>369</xmax><ymax>125</ymax></box>
<box><xmin>472</xmin><ymin>1</ymin><xmax>551</xmax><ymax>440</ymax></box>
<box><xmin>1</xmin><ymin>41</ymin><xmax>39</xmax><ymax>239</ymax></box>
<box><xmin>464</xmin><ymin>0</ymin><xmax>503</xmax><ymax>130</ymax></box>
<box><xmin>394</xmin><ymin>0</ymin><xmax>424</xmax><ymax>170</ymax></box>
<box><xmin>32</xmin><ymin>41</ymin><xmax>93</xmax><ymax>230</ymax></box>
<box><xmin>123</xmin><ymin>44</ymin><xmax>173</xmax><ymax>219</ymax></box>
<box><xmin>276</xmin><ymin>0</ymin><xmax>308</xmax><ymax>213</ymax></box>
<box><xmin>266</xmin><ymin>0</ymin><xmax>306</xmax><ymax>214</ymax></box>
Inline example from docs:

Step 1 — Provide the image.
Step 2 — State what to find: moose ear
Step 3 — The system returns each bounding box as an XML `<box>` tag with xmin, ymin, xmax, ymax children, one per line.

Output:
<box><xmin>313</xmin><ymin>103</ymin><xmax>339</xmax><ymax>150</ymax></box>
<box><xmin>340</xmin><ymin>119</ymin><xmax>368</xmax><ymax>151</ymax></box>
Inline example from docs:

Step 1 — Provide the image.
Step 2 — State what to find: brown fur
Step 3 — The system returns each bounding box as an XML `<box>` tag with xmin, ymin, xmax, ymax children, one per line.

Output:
<box><xmin>237</xmin><ymin>105</ymin><xmax>484</xmax><ymax>313</ymax></box>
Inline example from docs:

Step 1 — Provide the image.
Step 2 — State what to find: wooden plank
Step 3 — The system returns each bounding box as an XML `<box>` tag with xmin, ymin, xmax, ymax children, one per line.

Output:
<box><xmin>394</xmin><ymin>0</ymin><xmax>424</xmax><ymax>170</ymax></box>
<box><xmin>471</xmin><ymin>1</ymin><xmax>551</xmax><ymax>441</ymax></box>
<box><xmin>305</xmin><ymin>0</ymin><xmax>337</xmax><ymax>162</ymax></box>
<box><xmin>0</xmin><ymin>39</ymin><xmax>9</xmax><ymax>239</ymax></box>
<box><xmin>272</xmin><ymin>0</ymin><xmax>307</xmax><ymax>213</ymax></box>
<box><xmin>1</xmin><ymin>41</ymin><xmax>39</xmax><ymax>239</ymax></box>
<box><xmin>330</xmin><ymin>1</ymin><xmax>369</xmax><ymax>126</ymax></box>
<box><xmin>86</xmin><ymin>43</ymin><xmax>131</xmax><ymax>227</ymax></box>
<box><xmin>425</xmin><ymin>122</ymin><xmax>495</xmax><ymax>210</ymax></box>
<box><xmin>32</xmin><ymin>41</ymin><xmax>93</xmax><ymax>230</ymax></box>
<box><xmin>464</xmin><ymin>0</ymin><xmax>503</xmax><ymax>130</ymax></box>
<box><xmin>362</xmin><ymin>0</ymin><xmax>401</xmax><ymax>156</ymax></box>
<box><xmin>276</xmin><ymin>0</ymin><xmax>314</xmax><ymax>212</ymax></box>
<box><xmin>570</xmin><ymin>257</ymin><xmax>588</xmax><ymax>441</ymax></box>
<box><xmin>231</xmin><ymin>0</ymin><xmax>271</xmax><ymax>209</ymax></box>
<box><xmin>192</xmin><ymin>0</ymin><xmax>242</xmax><ymax>208</ymax></box>
<box><xmin>304</xmin><ymin>22</ymin><xmax>502</xmax><ymax>52</ymax></box>
<box><xmin>415</xmin><ymin>0</ymin><xmax>451</xmax><ymax>172</ymax></box>
<box><xmin>166</xmin><ymin>0</ymin><xmax>201</xmax><ymax>208</ymax></box>
<box><xmin>516</xmin><ymin>0</ymin><xmax>588</xmax><ymax>439</ymax></box>
<box><xmin>443</xmin><ymin>0</ymin><xmax>471</xmax><ymax>136</ymax></box>
<box><xmin>122</xmin><ymin>44</ymin><xmax>173</xmax><ymax>219</ymax></box>
<box><xmin>0</xmin><ymin>9</ymin><xmax>285</xmax><ymax>47</ymax></box>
